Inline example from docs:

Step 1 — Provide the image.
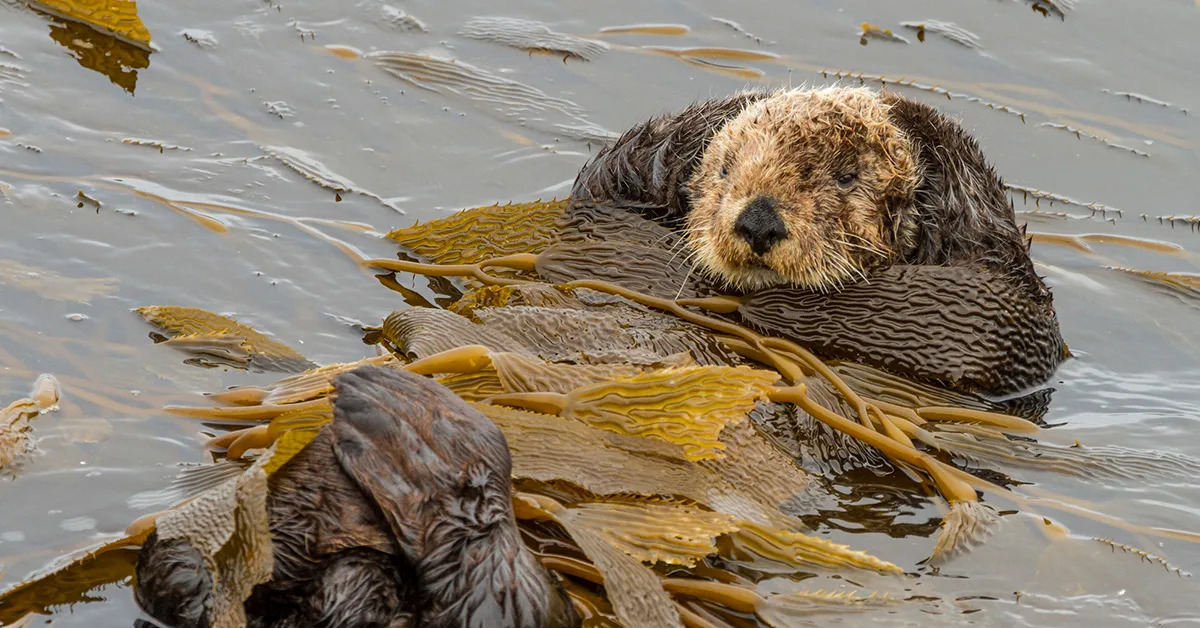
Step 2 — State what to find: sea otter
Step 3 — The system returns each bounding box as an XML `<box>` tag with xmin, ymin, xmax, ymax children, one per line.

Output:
<box><xmin>134</xmin><ymin>366</ymin><xmax>580</xmax><ymax>628</ymax></box>
<box><xmin>569</xmin><ymin>86</ymin><xmax>1064</xmax><ymax>393</ymax></box>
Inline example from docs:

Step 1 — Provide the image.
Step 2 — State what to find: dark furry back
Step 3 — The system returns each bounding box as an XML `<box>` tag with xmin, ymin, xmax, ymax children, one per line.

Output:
<box><xmin>882</xmin><ymin>94</ymin><xmax>1049</xmax><ymax>304</ymax></box>
<box><xmin>570</xmin><ymin>92</ymin><xmax>767</xmax><ymax>227</ymax></box>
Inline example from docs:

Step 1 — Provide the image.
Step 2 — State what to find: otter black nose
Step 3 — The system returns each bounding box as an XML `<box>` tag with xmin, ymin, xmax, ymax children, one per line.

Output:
<box><xmin>734</xmin><ymin>196</ymin><xmax>788</xmax><ymax>256</ymax></box>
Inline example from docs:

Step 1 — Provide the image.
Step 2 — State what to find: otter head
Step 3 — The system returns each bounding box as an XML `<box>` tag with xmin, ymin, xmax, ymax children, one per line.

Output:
<box><xmin>687</xmin><ymin>87</ymin><xmax>919</xmax><ymax>292</ymax></box>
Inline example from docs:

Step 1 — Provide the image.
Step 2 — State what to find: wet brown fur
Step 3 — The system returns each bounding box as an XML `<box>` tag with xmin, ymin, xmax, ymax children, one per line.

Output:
<box><xmin>136</xmin><ymin>366</ymin><xmax>579</xmax><ymax>628</ymax></box>
<box><xmin>571</xmin><ymin>86</ymin><xmax>1048</xmax><ymax>302</ymax></box>
<box><xmin>570</xmin><ymin>87</ymin><xmax>1063</xmax><ymax>392</ymax></box>
<box><xmin>688</xmin><ymin>87</ymin><xmax>917</xmax><ymax>291</ymax></box>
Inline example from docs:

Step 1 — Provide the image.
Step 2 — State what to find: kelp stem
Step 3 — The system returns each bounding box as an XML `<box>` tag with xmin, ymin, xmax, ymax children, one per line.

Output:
<box><xmin>165</xmin><ymin>397</ymin><xmax>329</xmax><ymax>421</ymax></box>
<box><xmin>403</xmin><ymin>344</ymin><xmax>494</xmax><ymax>375</ymax></box>
<box><xmin>917</xmin><ymin>406</ymin><xmax>1038</xmax><ymax>434</ymax></box>
<box><xmin>487</xmin><ymin>392</ymin><xmax>570</xmax><ymax>415</ymax></box>
<box><xmin>660</xmin><ymin>578</ymin><xmax>762</xmax><ymax>614</ymax></box>
<box><xmin>770</xmin><ymin>385</ymin><xmax>977</xmax><ymax>503</ymax></box>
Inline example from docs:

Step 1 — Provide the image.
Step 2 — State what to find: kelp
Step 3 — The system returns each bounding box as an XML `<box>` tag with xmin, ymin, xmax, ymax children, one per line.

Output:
<box><xmin>0</xmin><ymin>259</ymin><xmax>117</xmax><ymax>302</ymax></box>
<box><xmin>387</xmin><ymin>199</ymin><xmax>567</xmax><ymax>267</ymax></box>
<box><xmin>36</xmin><ymin>3</ymin><xmax>152</xmax><ymax>93</ymax></box>
<box><xmin>367</xmin><ymin>52</ymin><xmax>614</xmax><ymax>141</ymax></box>
<box><xmin>899</xmin><ymin>20</ymin><xmax>981</xmax><ymax>49</ymax></box>
<box><xmin>136</xmin><ymin>305</ymin><xmax>315</xmax><ymax>372</ymax></box>
<box><xmin>858</xmin><ymin>23</ymin><xmax>909</xmax><ymax>46</ymax></box>
<box><xmin>1038</xmin><ymin>122</ymin><xmax>1151</xmax><ymax>158</ymax></box>
<box><xmin>1</xmin><ymin>374</ymin><xmax>60</xmax><ymax>470</ymax></box>
<box><xmin>929</xmin><ymin>501</ymin><xmax>999</xmax><ymax>565</ymax></box>
<box><xmin>1107</xmin><ymin>266</ymin><xmax>1200</xmax><ymax>304</ymax></box>
<box><xmin>819</xmin><ymin>69</ymin><xmax>1027</xmax><ymax>122</ymax></box>
<box><xmin>459</xmin><ymin>17</ymin><xmax>609</xmax><ymax>61</ymax></box>
<box><xmin>367</xmin><ymin>199</ymin><xmax>1200</xmax><ymax>561</ymax></box>
<box><xmin>26</xmin><ymin>0</ymin><xmax>152</xmax><ymax>48</ymax></box>
<box><xmin>1005</xmin><ymin>183</ymin><xmax>1126</xmax><ymax>220</ymax></box>
<box><xmin>19</xmin><ymin>189</ymin><xmax>1195</xmax><ymax>625</ymax></box>
<box><xmin>1100</xmin><ymin>89</ymin><xmax>1190</xmax><ymax>116</ymax></box>
<box><xmin>492</xmin><ymin>365</ymin><xmax>777</xmax><ymax>460</ymax></box>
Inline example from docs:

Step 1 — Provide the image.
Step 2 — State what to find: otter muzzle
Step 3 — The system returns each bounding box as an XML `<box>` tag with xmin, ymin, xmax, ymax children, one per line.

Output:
<box><xmin>734</xmin><ymin>195</ymin><xmax>788</xmax><ymax>256</ymax></box>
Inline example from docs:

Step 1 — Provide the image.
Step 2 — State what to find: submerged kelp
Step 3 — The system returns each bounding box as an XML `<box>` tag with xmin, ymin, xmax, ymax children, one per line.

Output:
<box><xmin>0</xmin><ymin>374</ymin><xmax>60</xmax><ymax>471</ymax></box>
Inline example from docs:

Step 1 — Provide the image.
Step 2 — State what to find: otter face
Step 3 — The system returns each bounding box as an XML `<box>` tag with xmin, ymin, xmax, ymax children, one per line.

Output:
<box><xmin>687</xmin><ymin>87</ymin><xmax>918</xmax><ymax>292</ymax></box>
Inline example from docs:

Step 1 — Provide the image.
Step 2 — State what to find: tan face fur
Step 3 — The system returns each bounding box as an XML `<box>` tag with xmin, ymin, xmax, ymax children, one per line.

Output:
<box><xmin>686</xmin><ymin>87</ymin><xmax>919</xmax><ymax>292</ymax></box>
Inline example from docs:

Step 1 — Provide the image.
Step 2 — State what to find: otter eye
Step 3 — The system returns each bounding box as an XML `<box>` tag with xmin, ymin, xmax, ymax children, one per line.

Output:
<box><xmin>836</xmin><ymin>172</ymin><xmax>858</xmax><ymax>188</ymax></box>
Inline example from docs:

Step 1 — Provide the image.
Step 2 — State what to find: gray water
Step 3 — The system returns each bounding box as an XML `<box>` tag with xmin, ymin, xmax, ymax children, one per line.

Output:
<box><xmin>1</xmin><ymin>0</ymin><xmax>1199</xmax><ymax>625</ymax></box>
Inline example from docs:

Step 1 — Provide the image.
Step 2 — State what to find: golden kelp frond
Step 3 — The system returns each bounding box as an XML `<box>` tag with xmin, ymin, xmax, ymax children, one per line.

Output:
<box><xmin>520</xmin><ymin>495</ymin><xmax>684</xmax><ymax>628</ymax></box>
<box><xmin>0</xmin><ymin>259</ymin><xmax>117</xmax><ymax>303</ymax></box>
<box><xmin>137</xmin><ymin>306</ymin><xmax>314</xmax><ymax>372</ymax></box>
<box><xmin>560</xmin><ymin>500</ymin><xmax>737</xmax><ymax>566</ymax></box>
<box><xmin>45</xmin><ymin>17</ymin><xmax>149</xmax><ymax>93</ymax></box>
<box><xmin>153</xmin><ymin>456</ymin><xmax>274</xmax><ymax>628</ymax></box>
<box><xmin>1</xmin><ymin>396</ymin><xmax>39</xmax><ymax>470</ymax></box>
<box><xmin>490</xmin><ymin>351</ymin><xmax>646</xmax><ymax>394</ymax></box>
<box><xmin>929</xmin><ymin>501</ymin><xmax>998</xmax><ymax>565</ymax></box>
<box><xmin>1</xmin><ymin>374</ymin><xmax>60</xmax><ymax>471</ymax></box>
<box><xmin>438</xmin><ymin>366</ymin><xmax>508</xmax><ymax>400</ymax></box>
<box><xmin>728</xmin><ymin>521</ymin><xmax>902</xmax><ymax>574</ymax></box>
<box><xmin>478</xmin><ymin>403</ymin><xmax>802</xmax><ymax>525</ymax></box>
<box><xmin>449</xmin><ymin>282</ymin><xmax>581</xmax><ymax>319</ymax></box>
<box><xmin>698</xmin><ymin>421</ymin><xmax>823</xmax><ymax>521</ymax></box>
<box><xmin>249</xmin><ymin>355</ymin><xmax>397</xmax><ymax>406</ymax></box>
<box><xmin>382</xmin><ymin>307</ymin><xmax>531</xmax><ymax>360</ymax></box>
<box><xmin>259</xmin><ymin>429</ymin><xmax>321</xmax><ymax>475</ymax></box>
<box><xmin>386</xmin><ymin>200</ymin><xmax>567</xmax><ymax>265</ymax></box>
<box><xmin>29</xmin><ymin>0</ymin><xmax>152</xmax><ymax>48</ymax></box>
<box><xmin>557</xmin><ymin>366</ymin><xmax>777</xmax><ymax>460</ymax></box>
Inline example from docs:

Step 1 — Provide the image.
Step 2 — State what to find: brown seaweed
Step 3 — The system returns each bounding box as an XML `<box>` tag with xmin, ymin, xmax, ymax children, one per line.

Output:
<box><xmin>1037</xmin><ymin>122</ymin><xmax>1151</xmax><ymax>158</ymax></box>
<box><xmin>459</xmin><ymin>17</ymin><xmax>608</xmax><ymax>61</ymax></box>
<box><xmin>1005</xmin><ymin>183</ymin><xmax>1126</xmax><ymax>219</ymax></box>
<box><xmin>1101</xmin><ymin>89</ymin><xmax>1190</xmax><ymax>115</ymax></box>
<box><xmin>899</xmin><ymin>20</ymin><xmax>981</xmax><ymax>49</ymax></box>
<box><xmin>1</xmin><ymin>374</ymin><xmax>60</xmax><ymax>471</ymax></box>
<box><xmin>136</xmin><ymin>305</ymin><xmax>315</xmax><ymax>372</ymax></box>
<box><xmin>367</xmin><ymin>52</ymin><xmax>614</xmax><ymax>141</ymax></box>
<box><xmin>858</xmin><ymin>23</ymin><xmax>909</xmax><ymax>46</ymax></box>
<box><xmin>0</xmin><ymin>259</ymin><xmax>117</xmax><ymax>302</ymax></box>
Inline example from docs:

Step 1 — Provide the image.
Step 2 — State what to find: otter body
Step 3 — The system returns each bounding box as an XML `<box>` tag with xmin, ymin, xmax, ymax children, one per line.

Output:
<box><xmin>571</xmin><ymin>87</ymin><xmax>1064</xmax><ymax>394</ymax></box>
<box><xmin>135</xmin><ymin>367</ymin><xmax>579</xmax><ymax>628</ymax></box>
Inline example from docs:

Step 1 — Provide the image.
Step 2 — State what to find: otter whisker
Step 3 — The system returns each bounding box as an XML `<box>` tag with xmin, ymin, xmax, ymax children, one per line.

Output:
<box><xmin>675</xmin><ymin>261</ymin><xmax>699</xmax><ymax>300</ymax></box>
<box><xmin>834</xmin><ymin>237</ymin><xmax>888</xmax><ymax>257</ymax></box>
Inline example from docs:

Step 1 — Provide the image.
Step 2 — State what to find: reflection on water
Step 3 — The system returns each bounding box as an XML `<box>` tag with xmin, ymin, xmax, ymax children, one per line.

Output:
<box><xmin>46</xmin><ymin>18</ymin><xmax>150</xmax><ymax>93</ymax></box>
<box><xmin>26</xmin><ymin>0</ymin><xmax>153</xmax><ymax>93</ymax></box>
<box><xmin>1</xmin><ymin>0</ymin><xmax>1199</xmax><ymax>624</ymax></box>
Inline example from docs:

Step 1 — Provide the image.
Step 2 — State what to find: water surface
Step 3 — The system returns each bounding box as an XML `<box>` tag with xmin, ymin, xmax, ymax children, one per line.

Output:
<box><xmin>1</xmin><ymin>0</ymin><xmax>1199</xmax><ymax>625</ymax></box>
